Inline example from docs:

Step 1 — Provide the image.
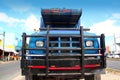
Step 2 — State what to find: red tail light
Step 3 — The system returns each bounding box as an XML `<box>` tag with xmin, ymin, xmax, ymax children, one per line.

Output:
<box><xmin>51</xmin><ymin>9</ymin><xmax>60</xmax><ymax>13</ymax></box>
<box><xmin>62</xmin><ymin>10</ymin><xmax>71</xmax><ymax>12</ymax></box>
<box><xmin>28</xmin><ymin>64</ymin><xmax>100</xmax><ymax>70</ymax></box>
<box><xmin>42</xmin><ymin>9</ymin><xmax>51</xmax><ymax>13</ymax></box>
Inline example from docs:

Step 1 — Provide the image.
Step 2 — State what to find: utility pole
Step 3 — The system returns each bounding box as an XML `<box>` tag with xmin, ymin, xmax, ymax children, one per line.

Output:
<box><xmin>0</xmin><ymin>32</ymin><xmax>5</xmax><ymax>61</ymax></box>
<box><xmin>114</xmin><ymin>33</ymin><xmax>117</xmax><ymax>53</ymax></box>
<box><xmin>2</xmin><ymin>32</ymin><xmax>5</xmax><ymax>61</ymax></box>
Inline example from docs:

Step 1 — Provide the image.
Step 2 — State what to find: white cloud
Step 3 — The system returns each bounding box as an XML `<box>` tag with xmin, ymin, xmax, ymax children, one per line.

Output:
<box><xmin>0</xmin><ymin>12</ymin><xmax>40</xmax><ymax>32</ymax></box>
<box><xmin>0</xmin><ymin>32</ymin><xmax>15</xmax><ymax>46</ymax></box>
<box><xmin>5</xmin><ymin>33</ymin><xmax>15</xmax><ymax>45</ymax></box>
<box><xmin>3</xmin><ymin>0</ymin><xmax>30</xmax><ymax>13</ymax></box>
<box><xmin>25</xmin><ymin>14</ymin><xmax>40</xmax><ymax>32</ymax></box>
<box><xmin>90</xmin><ymin>13</ymin><xmax>120</xmax><ymax>37</ymax></box>
<box><xmin>0</xmin><ymin>12</ymin><xmax>24</xmax><ymax>27</ymax></box>
<box><xmin>90</xmin><ymin>19</ymin><xmax>120</xmax><ymax>36</ymax></box>
<box><xmin>111</xmin><ymin>13</ymin><xmax>120</xmax><ymax>19</ymax></box>
<box><xmin>0</xmin><ymin>26</ymin><xmax>3</xmax><ymax>31</ymax></box>
<box><xmin>10</xmin><ymin>5</ymin><xmax>30</xmax><ymax>13</ymax></box>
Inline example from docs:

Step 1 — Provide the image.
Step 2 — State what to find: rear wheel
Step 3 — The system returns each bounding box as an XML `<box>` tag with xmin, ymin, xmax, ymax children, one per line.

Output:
<box><xmin>25</xmin><ymin>75</ymin><xmax>39</xmax><ymax>80</ymax></box>
<box><xmin>85</xmin><ymin>74</ymin><xmax>101</xmax><ymax>80</ymax></box>
<box><xmin>94</xmin><ymin>74</ymin><xmax>101</xmax><ymax>80</ymax></box>
<box><xmin>25</xmin><ymin>75</ymin><xmax>31</xmax><ymax>80</ymax></box>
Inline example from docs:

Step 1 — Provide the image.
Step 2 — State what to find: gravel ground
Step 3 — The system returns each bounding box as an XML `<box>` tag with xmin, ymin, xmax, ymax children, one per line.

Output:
<box><xmin>101</xmin><ymin>68</ymin><xmax>120</xmax><ymax>80</ymax></box>
<box><xmin>101</xmin><ymin>73</ymin><xmax>120</xmax><ymax>80</ymax></box>
<box><xmin>0</xmin><ymin>61</ymin><xmax>10</xmax><ymax>64</ymax></box>
<box><xmin>0</xmin><ymin>61</ymin><xmax>14</xmax><ymax>64</ymax></box>
<box><xmin>12</xmin><ymin>72</ymin><xmax>120</xmax><ymax>80</ymax></box>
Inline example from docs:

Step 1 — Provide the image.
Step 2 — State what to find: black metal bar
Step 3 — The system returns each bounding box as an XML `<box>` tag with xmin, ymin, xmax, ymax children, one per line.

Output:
<box><xmin>49</xmin><ymin>47</ymin><xmax>81</xmax><ymax>50</ymax></box>
<box><xmin>49</xmin><ymin>53</ymin><xmax>101</xmax><ymax>57</ymax></box>
<box><xmin>25</xmin><ymin>54</ymin><xmax>46</xmax><ymax>57</ymax></box>
<box><xmin>49</xmin><ymin>35</ymin><xmax>100</xmax><ymax>38</ymax></box>
<box><xmin>100</xmin><ymin>34</ymin><xmax>106</xmax><ymax>68</ymax></box>
<box><xmin>49</xmin><ymin>54</ymin><xmax>81</xmax><ymax>57</ymax></box>
<box><xmin>46</xmin><ymin>26</ymin><xmax>49</xmax><ymax>77</ymax></box>
<box><xmin>80</xmin><ymin>26</ymin><xmax>85</xmax><ymax>78</ymax></box>
<box><xmin>26</xmin><ymin>34</ymin><xmax>100</xmax><ymax>38</ymax></box>
<box><xmin>40</xmin><ymin>28</ymin><xmax>90</xmax><ymax>31</ymax></box>
<box><xmin>25</xmin><ymin>53</ymin><xmax>102</xmax><ymax>58</ymax></box>
<box><xmin>25</xmin><ymin>48</ymin><xmax>46</xmax><ymax>50</ymax></box>
<box><xmin>21</xmin><ymin>33</ymin><xmax>26</xmax><ymax>64</ymax></box>
<box><xmin>84</xmin><ymin>48</ymin><xmax>102</xmax><ymax>50</ymax></box>
<box><xmin>38</xmin><ymin>73</ymin><xmax>82</xmax><ymax>76</ymax></box>
<box><xmin>21</xmin><ymin>33</ymin><xmax>27</xmax><ymax>75</ymax></box>
<box><xmin>49</xmin><ymin>35</ymin><xmax>81</xmax><ymax>37</ymax></box>
<box><xmin>84</xmin><ymin>35</ymin><xmax>101</xmax><ymax>38</ymax></box>
<box><xmin>26</xmin><ymin>35</ymin><xmax>46</xmax><ymax>37</ymax></box>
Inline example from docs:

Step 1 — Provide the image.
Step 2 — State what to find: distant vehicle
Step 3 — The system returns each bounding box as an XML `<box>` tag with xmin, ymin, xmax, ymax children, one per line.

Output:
<box><xmin>107</xmin><ymin>54</ymin><xmax>120</xmax><ymax>58</ymax></box>
<box><xmin>113</xmin><ymin>54</ymin><xmax>119</xmax><ymax>58</ymax></box>
<box><xmin>107</xmin><ymin>54</ymin><xmax>113</xmax><ymax>58</ymax></box>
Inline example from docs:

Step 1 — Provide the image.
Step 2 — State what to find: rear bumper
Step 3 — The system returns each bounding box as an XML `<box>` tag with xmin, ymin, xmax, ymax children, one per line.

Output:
<box><xmin>21</xmin><ymin>58</ymin><xmax>105</xmax><ymax>76</ymax></box>
<box><xmin>28</xmin><ymin>64</ymin><xmax>100</xmax><ymax>70</ymax></box>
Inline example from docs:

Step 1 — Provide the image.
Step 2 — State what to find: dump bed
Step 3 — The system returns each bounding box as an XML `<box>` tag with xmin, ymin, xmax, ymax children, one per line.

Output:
<box><xmin>41</xmin><ymin>9</ymin><xmax>82</xmax><ymax>28</ymax></box>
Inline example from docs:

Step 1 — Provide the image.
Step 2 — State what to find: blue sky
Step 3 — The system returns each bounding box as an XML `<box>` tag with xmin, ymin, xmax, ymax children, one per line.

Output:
<box><xmin>0</xmin><ymin>0</ymin><xmax>120</xmax><ymax>48</ymax></box>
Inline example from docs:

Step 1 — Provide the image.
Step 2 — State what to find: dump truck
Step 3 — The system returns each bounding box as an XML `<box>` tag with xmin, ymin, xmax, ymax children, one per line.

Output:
<box><xmin>21</xmin><ymin>8</ymin><xmax>106</xmax><ymax>80</ymax></box>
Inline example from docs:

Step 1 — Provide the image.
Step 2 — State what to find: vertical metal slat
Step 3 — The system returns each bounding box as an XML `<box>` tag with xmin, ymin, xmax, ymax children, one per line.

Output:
<box><xmin>21</xmin><ymin>33</ymin><xmax>26</xmax><ymax>75</ymax></box>
<box><xmin>46</xmin><ymin>26</ymin><xmax>49</xmax><ymax>77</ymax></box>
<box><xmin>100</xmin><ymin>34</ymin><xmax>106</xmax><ymax>68</ymax></box>
<box><xmin>80</xmin><ymin>26</ymin><xmax>85</xmax><ymax>79</ymax></box>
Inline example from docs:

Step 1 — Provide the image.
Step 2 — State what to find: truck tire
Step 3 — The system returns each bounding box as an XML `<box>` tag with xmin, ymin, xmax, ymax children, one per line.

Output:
<box><xmin>25</xmin><ymin>75</ymin><xmax>31</xmax><ymax>80</ymax></box>
<box><xmin>32</xmin><ymin>75</ymin><xmax>39</xmax><ymax>80</ymax></box>
<box><xmin>25</xmin><ymin>75</ymin><xmax>39</xmax><ymax>80</ymax></box>
<box><xmin>85</xmin><ymin>74</ymin><xmax>101</xmax><ymax>80</ymax></box>
<box><xmin>94</xmin><ymin>74</ymin><xmax>101</xmax><ymax>80</ymax></box>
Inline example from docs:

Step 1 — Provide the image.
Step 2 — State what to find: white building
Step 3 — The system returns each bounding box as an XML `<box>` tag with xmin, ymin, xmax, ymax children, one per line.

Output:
<box><xmin>114</xmin><ymin>33</ymin><xmax>120</xmax><ymax>53</ymax></box>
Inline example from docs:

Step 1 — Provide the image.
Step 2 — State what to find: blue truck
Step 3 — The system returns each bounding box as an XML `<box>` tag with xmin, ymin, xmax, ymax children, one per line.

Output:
<box><xmin>21</xmin><ymin>9</ymin><xmax>106</xmax><ymax>80</ymax></box>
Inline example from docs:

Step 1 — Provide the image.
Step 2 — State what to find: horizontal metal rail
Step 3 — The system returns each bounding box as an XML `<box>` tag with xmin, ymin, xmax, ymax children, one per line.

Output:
<box><xmin>84</xmin><ymin>35</ymin><xmax>101</xmax><ymax>38</ymax></box>
<box><xmin>49</xmin><ymin>35</ymin><xmax>81</xmax><ymax>37</ymax></box>
<box><xmin>25</xmin><ymin>34</ymin><xmax>101</xmax><ymax>38</ymax></box>
<box><xmin>37</xmin><ymin>73</ymin><xmax>82</xmax><ymax>76</ymax></box>
<box><xmin>49</xmin><ymin>47</ymin><xmax>81</xmax><ymax>50</ymax></box>
<box><xmin>84</xmin><ymin>48</ymin><xmax>102</xmax><ymax>50</ymax></box>
<box><xmin>49</xmin><ymin>35</ymin><xmax>100</xmax><ymax>38</ymax></box>
<box><xmin>40</xmin><ymin>28</ymin><xmax>90</xmax><ymax>31</ymax></box>
<box><xmin>37</xmin><ymin>73</ymin><xmax>93</xmax><ymax>76</ymax></box>
<box><xmin>84</xmin><ymin>54</ymin><xmax>102</xmax><ymax>56</ymax></box>
<box><xmin>25</xmin><ymin>54</ymin><xmax>46</xmax><ymax>57</ymax></box>
<box><xmin>25</xmin><ymin>54</ymin><xmax>102</xmax><ymax>57</ymax></box>
<box><xmin>26</xmin><ymin>35</ymin><xmax>46</xmax><ymax>37</ymax></box>
<box><xmin>25</xmin><ymin>48</ymin><xmax>46</xmax><ymax>50</ymax></box>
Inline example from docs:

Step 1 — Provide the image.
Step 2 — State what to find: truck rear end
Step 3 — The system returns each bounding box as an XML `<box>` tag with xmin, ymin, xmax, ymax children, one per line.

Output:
<box><xmin>21</xmin><ymin>9</ymin><xmax>106</xmax><ymax>80</ymax></box>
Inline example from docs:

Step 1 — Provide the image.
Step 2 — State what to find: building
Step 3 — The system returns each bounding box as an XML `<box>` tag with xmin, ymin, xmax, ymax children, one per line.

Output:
<box><xmin>114</xmin><ymin>33</ymin><xmax>120</xmax><ymax>54</ymax></box>
<box><xmin>0</xmin><ymin>33</ymin><xmax>17</xmax><ymax>60</ymax></box>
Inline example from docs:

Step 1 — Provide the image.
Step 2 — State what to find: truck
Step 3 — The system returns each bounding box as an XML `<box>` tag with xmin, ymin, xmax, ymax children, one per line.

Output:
<box><xmin>21</xmin><ymin>8</ymin><xmax>106</xmax><ymax>80</ymax></box>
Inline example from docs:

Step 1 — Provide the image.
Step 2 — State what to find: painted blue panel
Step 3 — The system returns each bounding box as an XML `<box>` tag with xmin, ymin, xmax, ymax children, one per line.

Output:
<box><xmin>28</xmin><ymin>30</ymin><xmax>99</xmax><ymax>54</ymax></box>
<box><xmin>29</xmin><ymin>37</ymin><xmax>46</xmax><ymax>54</ymax></box>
